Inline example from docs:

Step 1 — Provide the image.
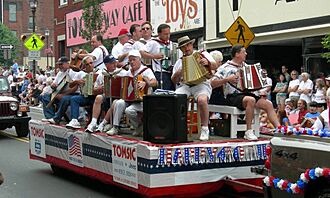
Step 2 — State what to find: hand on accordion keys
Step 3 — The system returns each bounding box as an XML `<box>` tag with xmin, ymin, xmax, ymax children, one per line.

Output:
<box><xmin>199</xmin><ymin>57</ymin><xmax>209</xmax><ymax>66</ymax></box>
<box><xmin>137</xmin><ymin>80</ymin><xmax>147</xmax><ymax>91</ymax></box>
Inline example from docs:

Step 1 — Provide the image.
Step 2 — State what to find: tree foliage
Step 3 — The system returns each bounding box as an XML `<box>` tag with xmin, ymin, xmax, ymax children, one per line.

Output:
<box><xmin>81</xmin><ymin>0</ymin><xmax>107</xmax><ymax>41</ymax></box>
<box><xmin>0</xmin><ymin>23</ymin><xmax>19</xmax><ymax>67</ymax></box>
<box><xmin>321</xmin><ymin>34</ymin><xmax>330</xmax><ymax>62</ymax></box>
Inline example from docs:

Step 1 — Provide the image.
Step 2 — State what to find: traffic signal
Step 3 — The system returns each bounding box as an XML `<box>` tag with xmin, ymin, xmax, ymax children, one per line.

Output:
<box><xmin>21</xmin><ymin>34</ymin><xmax>27</xmax><ymax>41</ymax></box>
<box><xmin>40</xmin><ymin>35</ymin><xmax>45</xmax><ymax>40</ymax></box>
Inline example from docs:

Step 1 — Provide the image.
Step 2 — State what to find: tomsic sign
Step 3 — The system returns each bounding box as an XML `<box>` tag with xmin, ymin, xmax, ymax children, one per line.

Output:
<box><xmin>0</xmin><ymin>44</ymin><xmax>15</xmax><ymax>50</ymax></box>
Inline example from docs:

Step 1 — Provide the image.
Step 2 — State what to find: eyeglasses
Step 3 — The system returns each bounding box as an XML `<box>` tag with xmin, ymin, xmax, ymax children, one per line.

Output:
<box><xmin>142</xmin><ymin>27</ymin><xmax>150</xmax><ymax>31</ymax></box>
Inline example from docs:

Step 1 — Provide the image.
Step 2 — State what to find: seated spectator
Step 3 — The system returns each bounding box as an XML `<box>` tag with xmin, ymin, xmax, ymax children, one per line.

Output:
<box><xmin>296</xmin><ymin>99</ymin><xmax>308</xmax><ymax>125</ymax></box>
<box><xmin>285</xmin><ymin>98</ymin><xmax>296</xmax><ymax>116</ymax></box>
<box><xmin>300</xmin><ymin>101</ymin><xmax>320</xmax><ymax>128</ymax></box>
<box><xmin>312</xmin><ymin>108</ymin><xmax>329</xmax><ymax>131</ymax></box>
<box><xmin>277</xmin><ymin>109</ymin><xmax>290</xmax><ymax>126</ymax></box>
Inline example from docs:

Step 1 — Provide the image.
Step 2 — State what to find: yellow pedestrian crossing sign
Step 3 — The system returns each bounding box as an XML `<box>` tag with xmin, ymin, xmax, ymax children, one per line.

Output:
<box><xmin>24</xmin><ymin>33</ymin><xmax>45</xmax><ymax>51</ymax></box>
<box><xmin>224</xmin><ymin>16</ymin><xmax>255</xmax><ymax>49</ymax></box>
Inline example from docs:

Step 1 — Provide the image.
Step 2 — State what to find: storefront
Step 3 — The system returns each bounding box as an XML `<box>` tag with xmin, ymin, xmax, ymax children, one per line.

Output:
<box><xmin>203</xmin><ymin>0</ymin><xmax>330</xmax><ymax>77</ymax></box>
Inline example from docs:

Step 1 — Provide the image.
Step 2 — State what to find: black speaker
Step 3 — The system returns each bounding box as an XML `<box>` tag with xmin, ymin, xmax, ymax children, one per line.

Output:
<box><xmin>143</xmin><ymin>94</ymin><xmax>187</xmax><ymax>143</ymax></box>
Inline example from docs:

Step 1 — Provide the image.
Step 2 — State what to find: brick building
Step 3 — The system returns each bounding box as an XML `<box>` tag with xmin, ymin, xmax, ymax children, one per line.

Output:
<box><xmin>1</xmin><ymin>0</ymin><xmax>54</xmax><ymax>70</ymax></box>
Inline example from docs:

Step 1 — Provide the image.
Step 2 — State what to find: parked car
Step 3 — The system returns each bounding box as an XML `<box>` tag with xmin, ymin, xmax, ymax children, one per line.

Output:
<box><xmin>0</xmin><ymin>76</ymin><xmax>31</xmax><ymax>137</ymax></box>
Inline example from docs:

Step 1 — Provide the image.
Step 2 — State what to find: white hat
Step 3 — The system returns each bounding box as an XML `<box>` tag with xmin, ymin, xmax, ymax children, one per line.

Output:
<box><xmin>128</xmin><ymin>50</ymin><xmax>141</xmax><ymax>58</ymax></box>
<box><xmin>325</xmin><ymin>76</ymin><xmax>330</xmax><ymax>81</ymax></box>
<box><xmin>285</xmin><ymin>98</ymin><xmax>292</xmax><ymax>104</ymax></box>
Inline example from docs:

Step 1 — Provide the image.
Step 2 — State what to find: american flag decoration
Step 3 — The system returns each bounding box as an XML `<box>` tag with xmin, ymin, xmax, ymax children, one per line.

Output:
<box><xmin>239</xmin><ymin>146</ymin><xmax>245</xmax><ymax>161</ymax></box>
<box><xmin>206</xmin><ymin>147</ymin><xmax>214</xmax><ymax>162</ymax></box>
<box><xmin>68</xmin><ymin>134</ymin><xmax>82</xmax><ymax>158</ymax></box>
<box><xmin>212</xmin><ymin>148</ymin><xmax>218</xmax><ymax>163</ymax></box>
<box><xmin>225</xmin><ymin>147</ymin><xmax>233</xmax><ymax>163</ymax></box>
<box><xmin>233</xmin><ymin>146</ymin><xmax>240</xmax><ymax>161</ymax></box>
<box><xmin>184</xmin><ymin>148</ymin><xmax>190</xmax><ymax>165</ymax></box>
<box><xmin>158</xmin><ymin>148</ymin><xmax>165</xmax><ymax>165</ymax></box>
<box><xmin>166</xmin><ymin>148</ymin><xmax>172</xmax><ymax>166</ymax></box>
<box><xmin>200</xmin><ymin>148</ymin><xmax>206</xmax><ymax>164</ymax></box>
<box><xmin>194</xmin><ymin>147</ymin><xmax>200</xmax><ymax>163</ymax></box>
<box><xmin>262</xmin><ymin>144</ymin><xmax>267</xmax><ymax>160</ymax></box>
<box><xmin>257</xmin><ymin>144</ymin><xmax>263</xmax><ymax>159</ymax></box>
<box><xmin>217</xmin><ymin>147</ymin><xmax>226</xmax><ymax>162</ymax></box>
<box><xmin>190</xmin><ymin>148</ymin><xmax>195</xmax><ymax>164</ymax></box>
<box><xmin>178</xmin><ymin>148</ymin><xmax>183</xmax><ymax>165</ymax></box>
<box><xmin>173</xmin><ymin>148</ymin><xmax>179</xmax><ymax>164</ymax></box>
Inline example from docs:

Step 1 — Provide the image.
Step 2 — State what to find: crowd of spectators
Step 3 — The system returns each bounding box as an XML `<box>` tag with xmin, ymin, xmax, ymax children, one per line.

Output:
<box><xmin>260</xmin><ymin>65</ymin><xmax>330</xmax><ymax>132</ymax></box>
<box><xmin>0</xmin><ymin>64</ymin><xmax>55</xmax><ymax>107</ymax></box>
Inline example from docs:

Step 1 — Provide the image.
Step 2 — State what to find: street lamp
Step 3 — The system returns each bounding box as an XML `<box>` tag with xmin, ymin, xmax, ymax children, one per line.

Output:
<box><xmin>45</xmin><ymin>28</ymin><xmax>49</xmax><ymax>69</ymax></box>
<box><xmin>29</xmin><ymin>0</ymin><xmax>38</xmax><ymax>79</ymax></box>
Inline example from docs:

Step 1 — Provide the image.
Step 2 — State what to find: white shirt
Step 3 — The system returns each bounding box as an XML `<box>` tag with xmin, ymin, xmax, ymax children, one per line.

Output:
<box><xmin>90</xmin><ymin>45</ymin><xmax>109</xmax><ymax>71</ymax></box>
<box><xmin>111</xmin><ymin>42</ymin><xmax>124</xmax><ymax>59</ymax></box>
<box><xmin>298</xmin><ymin>79</ymin><xmax>313</xmax><ymax>103</ymax></box>
<box><xmin>312</xmin><ymin>109</ymin><xmax>329</xmax><ymax>131</ymax></box>
<box><xmin>144</xmin><ymin>38</ymin><xmax>181</xmax><ymax>72</ymax></box>
<box><xmin>288</xmin><ymin>79</ymin><xmax>300</xmax><ymax>97</ymax></box>
<box><xmin>259</xmin><ymin>77</ymin><xmax>272</xmax><ymax>96</ymax></box>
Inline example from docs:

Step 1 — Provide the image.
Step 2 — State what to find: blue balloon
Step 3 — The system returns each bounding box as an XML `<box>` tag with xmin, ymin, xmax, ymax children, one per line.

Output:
<box><xmin>297</xmin><ymin>179</ymin><xmax>306</xmax><ymax>189</ymax></box>
<box><xmin>309</xmin><ymin>169</ymin><xmax>316</xmax><ymax>180</ymax></box>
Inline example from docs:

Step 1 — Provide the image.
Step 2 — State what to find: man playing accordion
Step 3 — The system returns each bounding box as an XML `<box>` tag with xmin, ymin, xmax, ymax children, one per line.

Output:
<box><xmin>171</xmin><ymin>36</ymin><xmax>217</xmax><ymax>141</ymax></box>
<box><xmin>216</xmin><ymin>44</ymin><xmax>280</xmax><ymax>140</ymax></box>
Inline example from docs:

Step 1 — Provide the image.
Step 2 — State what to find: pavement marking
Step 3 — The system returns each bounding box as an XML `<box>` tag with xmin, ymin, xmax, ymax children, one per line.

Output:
<box><xmin>0</xmin><ymin>131</ymin><xmax>29</xmax><ymax>143</ymax></box>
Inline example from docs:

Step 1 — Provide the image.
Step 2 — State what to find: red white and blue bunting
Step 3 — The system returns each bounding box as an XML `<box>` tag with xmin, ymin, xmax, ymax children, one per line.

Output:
<box><xmin>157</xmin><ymin>143</ymin><xmax>268</xmax><ymax>166</ymax></box>
<box><xmin>276</xmin><ymin>126</ymin><xmax>330</xmax><ymax>138</ymax></box>
<box><xmin>263</xmin><ymin>167</ymin><xmax>330</xmax><ymax>194</ymax></box>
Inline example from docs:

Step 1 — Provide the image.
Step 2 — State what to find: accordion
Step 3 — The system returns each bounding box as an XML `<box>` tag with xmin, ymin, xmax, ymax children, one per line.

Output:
<box><xmin>103</xmin><ymin>69</ymin><xmax>124</xmax><ymax>98</ymax></box>
<box><xmin>182</xmin><ymin>51</ymin><xmax>212</xmax><ymax>86</ymax></box>
<box><xmin>81</xmin><ymin>72</ymin><xmax>98</xmax><ymax>97</ymax></box>
<box><xmin>235</xmin><ymin>63</ymin><xmax>265</xmax><ymax>92</ymax></box>
<box><xmin>110</xmin><ymin>75</ymin><xmax>147</xmax><ymax>101</ymax></box>
<box><xmin>159</xmin><ymin>43</ymin><xmax>179</xmax><ymax>70</ymax></box>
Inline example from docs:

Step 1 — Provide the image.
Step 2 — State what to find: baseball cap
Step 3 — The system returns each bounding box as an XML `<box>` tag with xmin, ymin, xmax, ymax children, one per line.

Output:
<box><xmin>128</xmin><ymin>50</ymin><xmax>141</xmax><ymax>58</ymax></box>
<box><xmin>285</xmin><ymin>98</ymin><xmax>292</xmax><ymax>104</ymax></box>
<box><xmin>56</xmin><ymin>56</ymin><xmax>69</xmax><ymax>64</ymax></box>
<box><xmin>118</xmin><ymin>28</ymin><xmax>129</xmax><ymax>37</ymax></box>
<box><xmin>103</xmin><ymin>55</ymin><xmax>116</xmax><ymax>64</ymax></box>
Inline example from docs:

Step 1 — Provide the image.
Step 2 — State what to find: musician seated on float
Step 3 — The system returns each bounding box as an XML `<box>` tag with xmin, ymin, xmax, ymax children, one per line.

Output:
<box><xmin>217</xmin><ymin>44</ymin><xmax>280</xmax><ymax>140</ymax></box>
<box><xmin>66</xmin><ymin>56</ymin><xmax>104</xmax><ymax>129</ymax></box>
<box><xmin>85</xmin><ymin>55</ymin><xmax>126</xmax><ymax>133</ymax></box>
<box><xmin>106</xmin><ymin>50</ymin><xmax>157</xmax><ymax>136</ymax></box>
<box><xmin>71</xmin><ymin>34</ymin><xmax>109</xmax><ymax>71</ymax></box>
<box><xmin>171</xmin><ymin>36</ymin><xmax>217</xmax><ymax>141</ymax></box>
<box><xmin>40</xmin><ymin>57</ymin><xmax>83</xmax><ymax>124</ymax></box>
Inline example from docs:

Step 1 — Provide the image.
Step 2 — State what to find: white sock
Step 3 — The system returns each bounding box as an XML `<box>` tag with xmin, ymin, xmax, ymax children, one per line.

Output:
<box><xmin>90</xmin><ymin>118</ymin><xmax>97</xmax><ymax>125</ymax></box>
<box><xmin>202</xmin><ymin>126</ymin><xmax>209</xmax><ymax>130</ymax></box>
<box><xmin>102</xmin><ymin>119</ymin><xmax>108</xmax><ymax>125</ymax></box>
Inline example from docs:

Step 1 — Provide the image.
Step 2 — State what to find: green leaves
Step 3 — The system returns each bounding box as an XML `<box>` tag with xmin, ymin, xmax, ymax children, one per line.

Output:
<box><xmin>0</xmin><ymin>23</ymin><xmax>20</xmax><ymax>66</ymax></box>
<box><xmin>321</xmin><ymin>34</ymin><xmax>330</xmax><ymax>62</ymax></box>
<box><xmin>81</xmin><ymin>0</ymin><xmax>107</xmax><ymax>41</ymax></box>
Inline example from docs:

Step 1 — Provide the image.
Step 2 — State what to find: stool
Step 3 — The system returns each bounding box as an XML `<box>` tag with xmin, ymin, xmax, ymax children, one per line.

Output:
<box><xmin>187</xmin><ymin>96</ymin><xmax>201</xmax><ymax>137</ymax></box>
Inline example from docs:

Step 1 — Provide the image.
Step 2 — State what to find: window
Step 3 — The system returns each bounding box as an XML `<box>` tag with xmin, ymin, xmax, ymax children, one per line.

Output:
<box><xmin>60</xmin><ymin>0</ymin><xmax>68</xmax><ymax>6</ymax></box>
<box><xmin>28</xmin><ymin>17</ymin><xmax>33</xmax><ymax>30</ymax></box>
<box><xmin>9</xmin><ymin>3</ymin><xmax>17</xmax><ymax>22</ymax></box>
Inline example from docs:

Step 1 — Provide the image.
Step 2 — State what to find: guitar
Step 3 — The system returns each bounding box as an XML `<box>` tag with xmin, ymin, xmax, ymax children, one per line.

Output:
<box><xmin>46</xmin><ymin>75</ymin><xmax>69</xmax><ymax>108</ymax></box>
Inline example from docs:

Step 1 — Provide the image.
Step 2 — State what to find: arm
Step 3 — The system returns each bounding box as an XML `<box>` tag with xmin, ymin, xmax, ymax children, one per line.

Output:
<box><xmin>140</xmin><ymin>50</ymin><xmax>163</xmax><ymax>60</ymax></box>
<box><xmin>211</xmin><ymin>75</ymin><xmax>237</xmax><ymax>89</ymax></box>
<box><xmin>288</xmin><ymin>85</ymin><xmax>298</xmax><ymax>93</ymax></box>
<box><xmin>171</xmin><ymin>68</ymin><xmax>182</xmax><ymax>84</ymax></box>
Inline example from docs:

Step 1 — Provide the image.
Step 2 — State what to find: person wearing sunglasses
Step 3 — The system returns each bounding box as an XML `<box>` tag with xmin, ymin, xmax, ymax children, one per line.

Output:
<box><xmin>132</xmin><ymin>22</ymin><xmax>153</xmax><ymax>68</ymax></box>
<box><xmin>66</xmin><ymin>56</ymin><xmax>104</xmax><ymax>129</ymax></box>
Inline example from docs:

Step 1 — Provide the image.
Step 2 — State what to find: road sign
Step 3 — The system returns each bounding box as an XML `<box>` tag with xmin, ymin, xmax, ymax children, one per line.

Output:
<box><xmin>24</xmin><ymin>33</ymin><xmax>44</xmax><ymax>51</ymax></box>
<box><xmin>224</xmin><ymin>16</ymin><xmax>255</xmax><ymax>49</ymax></box>
<box><xmin>3</xmin><ymin>49</ymin><xmax>11</xmax><ymax>60</ymax></box>
<box><xmin>0</xmin><ymin>44</ymin><xmax>15</xmax><ymax>50</ymax></box>
<box><xmin>28</xmin><ymin>50</ymin><xmax>41</xmax><ymax>60</ymax></box>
